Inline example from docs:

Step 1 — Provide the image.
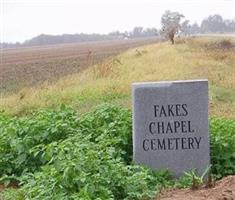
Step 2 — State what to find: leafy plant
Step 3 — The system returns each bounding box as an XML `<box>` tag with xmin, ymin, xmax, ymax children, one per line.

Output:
<box><xmin>0</xmin><ymin>104</ymin><xmax>172</xmax><ymax>200</ymax></box>
<box><xmin>210</xmin><ymin>118</ymin><xmax>235</xmax><ymax>178</ymax></box>
<box><xmin>177</xmin><ymin>166</ymin><xmax>211</xmax><ymax>190</ymax></box>
<box><xmin>0</xmin><ymin>105</ymin><xmax>235</xmax><ymax>200</ymax></box>
<box><xmin>0</xmin><ymin>105</ymin><xmax>79</xmax><ymax>178</ymax></box>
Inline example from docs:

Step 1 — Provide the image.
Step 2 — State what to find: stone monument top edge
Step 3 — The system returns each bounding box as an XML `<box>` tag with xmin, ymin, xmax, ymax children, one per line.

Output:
<box><xmin>132</xmin><ymin>79</ymin><xmax>208</xmax><ymax>88</ymax></box>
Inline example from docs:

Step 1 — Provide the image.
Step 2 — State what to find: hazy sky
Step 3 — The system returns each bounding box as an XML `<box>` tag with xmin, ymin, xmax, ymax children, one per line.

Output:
<box><xmin>1</xmin><ymin>0</ymin><xmax>235</xmax><ymax>43</ymax></box>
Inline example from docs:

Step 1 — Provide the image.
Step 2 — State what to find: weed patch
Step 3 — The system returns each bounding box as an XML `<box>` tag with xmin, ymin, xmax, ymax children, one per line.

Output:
<box><xmin>210</xmin><ymin>118</ymin><xmax>235</xmax><ymax>178</ymax></box>
<box><xmin>0</xmin><ymin>104</ymin><xmax>172</xmax><ymax>200</ymax></box>
<box><xmin>0</xmin><ymin>104</ymin><xmax>234</xmax><ymax>199</ymax></box>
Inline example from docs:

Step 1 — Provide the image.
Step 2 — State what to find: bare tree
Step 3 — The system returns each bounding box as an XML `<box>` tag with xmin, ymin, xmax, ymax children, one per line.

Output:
<box><xmin>161</xmin><ymin>10</ymin><xmax>185</xmax><ymax>44</ymax></box>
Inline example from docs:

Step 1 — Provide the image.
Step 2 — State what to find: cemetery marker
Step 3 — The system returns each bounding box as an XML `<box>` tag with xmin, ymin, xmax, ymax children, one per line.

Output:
<box><xmin>132</xmin><ymin>80</ymin><xmax>210</xmax><ymax>177</ymax></box>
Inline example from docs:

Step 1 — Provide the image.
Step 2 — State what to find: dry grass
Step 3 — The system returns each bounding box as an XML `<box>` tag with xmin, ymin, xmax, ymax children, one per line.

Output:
<box><xmin>0</xmin><ymin>37</ymin><xmax>235</xmax><ymax>118</ymax></box>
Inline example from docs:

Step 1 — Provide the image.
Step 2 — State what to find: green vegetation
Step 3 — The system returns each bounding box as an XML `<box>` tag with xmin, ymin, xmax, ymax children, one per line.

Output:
<box><xmin>0</xmin><ymin>104</ymin><xmax>171</xmax><ymax>200</ymax></box>
<box><xmin>210</xmin><ymin>118</ymin><xmax>235</xmax><ymax>178</ymax></box>
<box><xmin>0</xmin><ymin>104</ymin><xmax>234</xmax><ymax>199</ymax></box>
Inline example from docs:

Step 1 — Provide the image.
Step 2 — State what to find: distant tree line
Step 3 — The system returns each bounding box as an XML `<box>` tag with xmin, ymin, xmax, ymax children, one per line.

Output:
<box><xmin>1</xmin><ymin>28</ymin><xmax>158</xmax><ymax>48</ymax></box>
<box><xmin>181</xmin><ymin>14</ymin><xmax>235</xmax><ymax>35</ymax></box>
<box><xmin>161</xmin><ymin>11</ymin><xmax>235</xmax><ymax>44</ymax></box>
<box><xmin>201</xmin><ymin>15</ymin><xmax>235</xmax><ymax>33</ymax></box>
<box><xmin>1</xmin><ymin>13</ymin><xmax>235</xmax><ymax>48</ymax></box>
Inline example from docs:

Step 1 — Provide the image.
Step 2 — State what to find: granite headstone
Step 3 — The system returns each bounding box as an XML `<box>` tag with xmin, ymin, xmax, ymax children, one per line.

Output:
<box><xmin>132</xmin><ymin>80</ymin><xmax>210</xmax><ymax>177</ymax></box>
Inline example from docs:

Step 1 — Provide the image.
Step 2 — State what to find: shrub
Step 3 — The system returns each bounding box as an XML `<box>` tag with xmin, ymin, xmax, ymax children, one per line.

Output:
<box><xmin>0</xmin><ymin>104</ymin><xmax>234</xmax><ymax>199</ymax></box>
<box><xmin>204</xmin><ymin>39</ymin><xmax>234</xmax><ymax>50</ymax></box>
<box><xmin>0</xmin><ymin>105</ymin><xmax>79</xmax><ymax>178</ymax></box>
<box><xmin>0</xmin><ymin>104</ymin><xmax>172</xmax><ymax>200</ymax></box>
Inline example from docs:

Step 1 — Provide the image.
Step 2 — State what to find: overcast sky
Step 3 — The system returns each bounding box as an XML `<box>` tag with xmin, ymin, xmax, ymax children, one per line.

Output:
<box><xmin>1</xmin><ymin>0</ymin><xmax>235</xmax><ymax>43</ymax></box>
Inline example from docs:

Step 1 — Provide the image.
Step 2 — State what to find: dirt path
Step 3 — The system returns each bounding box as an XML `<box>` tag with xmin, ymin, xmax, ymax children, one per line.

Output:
<box><xmin>156</xmin><ymin>176</ymin><xmax>235</xmax><ymax>200</ymax></box>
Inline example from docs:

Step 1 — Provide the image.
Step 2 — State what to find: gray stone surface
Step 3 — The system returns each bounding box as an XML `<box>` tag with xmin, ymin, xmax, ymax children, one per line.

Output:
<box><xmin>132</xmin><ymin>80</ymin><xmax>210</xmax><ymax>177</ymax></box>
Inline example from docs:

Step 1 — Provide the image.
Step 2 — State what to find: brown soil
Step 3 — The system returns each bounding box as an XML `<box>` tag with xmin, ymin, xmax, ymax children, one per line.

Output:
<box><xmin>0</xmin><ymin>37</ymin><xmax>160</xmax><ymax>94</ymax></box>
<box><xmin>0</xmin><ymin>182</ymin><xmax>18</xmax><ymax>193</ymax></box>
<box><xmin>156</xmin><ymin>176</ymin><xmax>235</xmax><ymax>200</ymax></box>
<box><xmin>0</xmin><ymin>185</ymin><xmax>4</xmax><ymax>193</ymax></box>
